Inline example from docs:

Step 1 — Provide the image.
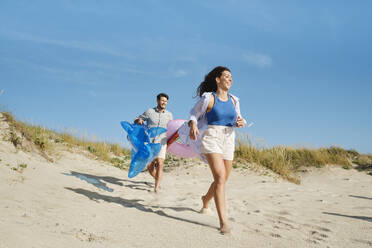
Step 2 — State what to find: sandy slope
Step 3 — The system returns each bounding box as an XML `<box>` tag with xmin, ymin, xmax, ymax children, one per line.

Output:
<box><xmin>0</xmin><ymin>126</ymin><xmax>371</xmax><ymax>247</ymax></box>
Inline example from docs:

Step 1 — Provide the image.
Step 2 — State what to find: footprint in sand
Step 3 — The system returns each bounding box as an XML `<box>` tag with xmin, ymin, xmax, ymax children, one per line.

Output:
<box><xmin>278</xmin><ymin>220</ymin><xmax>295</xmax><ymax>229</ymax></box>
<box><xmin>320</xmin><ymin>220</ymin><xmax>332</xmax><ymax>224</ymax></box>
<box><xmin>309</xmin><ymin>230</ymin><xmax>328</xmax><ymax>242</ymax></box>
<box><xmin>73</xmin><ymin>228</ymin><xmax>107</xmax><ymax>243</ymax></box>
<box><xmin>352</xmin><ymin>239</ymin><xmax>372</xmax><ymax>247</ymax></box>
<box><xmin>265</xmin><ymin>214</ymin><xmax>298</xmax><ymax>231</ymax></box>
<box><xmin>306</xmin><ymin>238</ymin><xmax>319</xmax><ymax>245</ymax></box>
<box><xmin>270</xmin><ymin>233</ymin><xmax>282</xmax><ymax>238</ymax></box>
<box><xmin>303</xmin><ymin>223</ymin><xmax>331</xmax><ymax>233</ymax></box>
<box><xmin>277</xmin><ymin>210</ymin><xmax>290</xmax><ymax>216</ymax></box>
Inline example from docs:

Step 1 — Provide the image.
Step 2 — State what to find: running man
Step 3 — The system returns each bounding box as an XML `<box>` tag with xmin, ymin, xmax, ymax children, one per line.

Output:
<box><xmin>134</xmin><ymin>93</ymin><xmax>173</xmax><ymax>192</ymax></box>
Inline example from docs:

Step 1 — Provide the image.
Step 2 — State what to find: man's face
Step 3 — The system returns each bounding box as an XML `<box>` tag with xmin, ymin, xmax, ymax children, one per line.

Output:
<box><xmin>157</xmin><ymin>96</ymin><xmax>168</xmax><ymax>110</ymax></box>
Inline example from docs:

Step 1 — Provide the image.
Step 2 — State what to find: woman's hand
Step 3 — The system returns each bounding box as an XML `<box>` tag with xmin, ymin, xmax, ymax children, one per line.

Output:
<box><xmin>189</xmin><ymin>121</ymin><xmax>199</xmax><ymax>140</ymax></box>
<box><xmin>236</xmin><ymin>116</ymin><xmax>245</xmax><ymax>128</ymax></box>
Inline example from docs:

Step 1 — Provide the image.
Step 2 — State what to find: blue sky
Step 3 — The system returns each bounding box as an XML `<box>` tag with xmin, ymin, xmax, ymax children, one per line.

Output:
<box><xmin>1</xmin><ymin>1</ymin><xmax>371</xmax><ymax>153</ymax></box>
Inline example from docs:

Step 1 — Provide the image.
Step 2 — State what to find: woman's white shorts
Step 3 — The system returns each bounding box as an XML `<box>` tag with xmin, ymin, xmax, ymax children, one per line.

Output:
<box><xmin>201</xmin><ymin>125</ymin><xmax>235</xmax><ymax>161</ymax></box>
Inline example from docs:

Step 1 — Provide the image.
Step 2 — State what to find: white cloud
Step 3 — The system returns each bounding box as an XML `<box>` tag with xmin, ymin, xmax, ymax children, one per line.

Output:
<box><xmin>0</xmin><ymin>57</ymin><xmax>99</xmax><ymax>86</ymax></box>
<box><xmin>89</xmin><ymin>90</ymin><xmax>97</xmax><ymax>97</ymax></box>
<box><xmin>81</xmin><ymin>61</ymin><xmax>148</xmax><ymax>75</ymax></box>
<box><xmin>172</xmin><ymin>69</ymin><xmax>188</xmax><ymax>78</ymax></box>
<box><xmin>167</xmin><ymin>67</ymin><xmax>188</xmax><ymax>78</ymax></box>
<box><xmin>0</xmin><ymin>89</ymin><xmax>4</xmax><ymax>96</ymax></box>
<box><xmin>0</xmin><ymin>30</ymin><xmax>132</xmax><ymax>58</ymax></box>
<box><xmin>243</xmin><ymin>52</ymin><xmax>273</xmax><ymax>68</ymax></box>
<box><xmin>199</xmin><ymin>1</ymin><xmax>276</xmax><ymax>31</ymax></box>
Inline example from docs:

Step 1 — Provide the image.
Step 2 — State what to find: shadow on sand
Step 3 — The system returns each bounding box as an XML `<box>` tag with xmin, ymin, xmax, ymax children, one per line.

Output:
<box><xmin>63</xmin><ymin>171</ymin><xmax>154</xmax><ymax>192</ymax></box>
<box><xmin>349</xmin><ymin>195</ymin><xmax>372</xmax><ymax>201</ymax></box>
<box><xmin>323</xmin><ymin>212</ymin><xmax>372</xmax><ymax>222</ymax></box>
<box><xmin>65</xmin><ymin>187</ymin><xmax>214</xmax><ymax>229</ymax></box>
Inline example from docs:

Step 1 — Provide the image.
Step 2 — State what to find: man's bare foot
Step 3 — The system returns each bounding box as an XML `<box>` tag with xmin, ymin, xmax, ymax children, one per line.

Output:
<box><xmin>219</xmin><ymin>223</ymin><xmax>232</xmax><ymax>234</ymax></box>
<box><xmin>154</xmin><ymin>185</ymin><xmax>161</xmax><ymax>193</ymax></box>
<box><xmin>201</xmin><ymin>195</ymin><xmax>209</xmax><ymax>209</ymax></box>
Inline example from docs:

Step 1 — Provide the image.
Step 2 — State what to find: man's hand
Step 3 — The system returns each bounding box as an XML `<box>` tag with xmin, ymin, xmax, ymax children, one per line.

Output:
<box><xmin>189</xmin><ymin>121</ymin><xmax>199</xmax><ymax>140</ymax></box>
<box><xmin>236</xmin><ymin>116</ymin><xmax>245</xmax><ymax>128</ymax></box>
<box><xmin>134</xmin><ymin>118</ymin><xmax>144</xmax><ymax>125</ymax></box>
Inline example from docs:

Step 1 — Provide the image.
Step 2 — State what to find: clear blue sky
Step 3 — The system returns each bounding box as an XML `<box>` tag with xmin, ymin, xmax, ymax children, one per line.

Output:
<box><xmin>1</xmin><ymin>1</ymin><xmax>371</xmax><ymax>153</ymax></box>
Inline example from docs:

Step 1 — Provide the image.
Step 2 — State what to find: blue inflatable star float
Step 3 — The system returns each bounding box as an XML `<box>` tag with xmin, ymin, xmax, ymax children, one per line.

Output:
<box><xmin>120</xmin><ymin>121</ymin><xmax>167</xmax><ymax>178</ymax></box>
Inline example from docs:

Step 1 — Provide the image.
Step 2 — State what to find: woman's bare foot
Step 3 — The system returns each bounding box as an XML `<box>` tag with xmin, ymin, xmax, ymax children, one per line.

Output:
<box><xmin>199</xmin><ymin>207</ymin><xmax>212</xmax><ymax>214</ymax></box>
<box><xmin>219</xmin><ymin>223</ymin><xmax>232</xmax><ymax>234</ymax></box>
<box><xmin>199</xmin><ymin>196</ymin><xmax>213</xmax><ymax>214</ymax></box>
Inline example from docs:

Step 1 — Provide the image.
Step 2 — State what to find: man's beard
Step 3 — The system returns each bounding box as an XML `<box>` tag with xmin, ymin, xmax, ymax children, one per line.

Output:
<box><xmin>158</xmin><ymin>104</ymin><xmax>165</xmax><ymax>110</ymax></box>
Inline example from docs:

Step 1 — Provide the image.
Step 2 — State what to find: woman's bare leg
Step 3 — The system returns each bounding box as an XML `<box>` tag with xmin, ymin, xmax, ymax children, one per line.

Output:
<box><xmin>201</xmin><ymin>182</ymin><xmax>215</xmax><ymax>209</ymax></box>
<box><xmin>202</xmin><ymin>159</ymin><xmax>233</xmax><ymax>209</ymax></box>
<box><xmin>205</xmin><ymin>153</ymin><xmax>231</xmax><ymax>233</ymax></box>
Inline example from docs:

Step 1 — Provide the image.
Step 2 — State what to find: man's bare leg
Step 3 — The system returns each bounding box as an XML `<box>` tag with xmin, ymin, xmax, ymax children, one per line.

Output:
<box><xmin>154</xmin><ymin>158</ymin><xmax>164</xmax><ymax>193</ymax></box>
<box><xmin>147</xmin><ymin>161</ymin><xmax>156</xmax><ymax>179</ymax></box>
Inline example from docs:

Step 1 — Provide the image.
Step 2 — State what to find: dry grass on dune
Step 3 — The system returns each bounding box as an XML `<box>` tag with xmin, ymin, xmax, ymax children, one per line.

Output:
<box><xmin>2</xmin><ymin>112</ymin><xmax>130</xmax><ymax>169</ymax></box>
<box><xmin>2</xmin><ymin>111</ymin><xmax>371</xmax><ymax>182</ymax></box>
<box><xmin>353</xmin><ymin>154</ymin><xmax>372</xmax><ymax>174</ymax></box>
<box><xmin>234</xmin><ymin>134</ymin><xmax>371</xmax><ymax>183</ymax></box>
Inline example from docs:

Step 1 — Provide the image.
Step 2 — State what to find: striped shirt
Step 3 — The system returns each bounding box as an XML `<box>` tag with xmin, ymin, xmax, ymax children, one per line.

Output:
<box><xmin>138</xmin><ymin>107</ymin><xmax>173</xmax><ymax>145</ymax></box>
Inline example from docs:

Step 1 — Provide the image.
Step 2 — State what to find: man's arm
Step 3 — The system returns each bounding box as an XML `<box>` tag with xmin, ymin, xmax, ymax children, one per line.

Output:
<box><xmin>134</xmin><ymin>110</ymin><xmax>149</xmax><ymax>125</ymax></box>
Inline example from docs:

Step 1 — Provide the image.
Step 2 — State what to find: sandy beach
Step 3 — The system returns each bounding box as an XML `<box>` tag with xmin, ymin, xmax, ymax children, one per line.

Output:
<box><xmin>0</xmin><ymin>113</ymin><xmax>371</xmax><ymax>248</ymax></box>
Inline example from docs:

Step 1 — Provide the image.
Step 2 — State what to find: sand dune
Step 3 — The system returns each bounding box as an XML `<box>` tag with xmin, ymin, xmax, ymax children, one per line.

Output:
<box><xmin>0</xmin><ymin>122</ymin><xmax>371</xmax><ymax>247</ymax></box>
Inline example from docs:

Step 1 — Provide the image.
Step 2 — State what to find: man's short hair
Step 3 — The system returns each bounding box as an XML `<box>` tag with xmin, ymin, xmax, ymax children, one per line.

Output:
<box><xmin>157</xmin><ymin>93</ymin><xmax>169</xmax><ymax>100</ymax></box>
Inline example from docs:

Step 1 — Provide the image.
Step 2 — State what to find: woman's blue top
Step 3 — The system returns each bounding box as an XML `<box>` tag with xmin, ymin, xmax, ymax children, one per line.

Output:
<box><xmin>206</xmin><ymin>92</ymin><xmax>237</xmax><ymax>127</ymax></box>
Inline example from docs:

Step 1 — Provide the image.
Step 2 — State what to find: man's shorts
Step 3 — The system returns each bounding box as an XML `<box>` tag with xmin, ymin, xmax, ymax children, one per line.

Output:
<box><xmin>201</xmin><ymin>125</ymin><xmax>235</xmax><ymax>161</ymax></box>
<box><xmin>156</xmin><ymin>144</ymin><xmax>167</xmax><ymax>159</ymax></box>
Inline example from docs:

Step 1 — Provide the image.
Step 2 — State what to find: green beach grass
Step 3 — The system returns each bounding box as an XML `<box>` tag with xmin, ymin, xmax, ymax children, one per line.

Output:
<box><xmin>2</xmin><ymin>111</ymin><xmax>371</xmax><ymax>182</ymax></box>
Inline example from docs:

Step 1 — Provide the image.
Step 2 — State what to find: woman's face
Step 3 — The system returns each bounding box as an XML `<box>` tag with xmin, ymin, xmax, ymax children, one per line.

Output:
<box><xmin>216</xmin><ymin>70</ymin><xmax>233</xmax><ymax>91</ymax></box>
